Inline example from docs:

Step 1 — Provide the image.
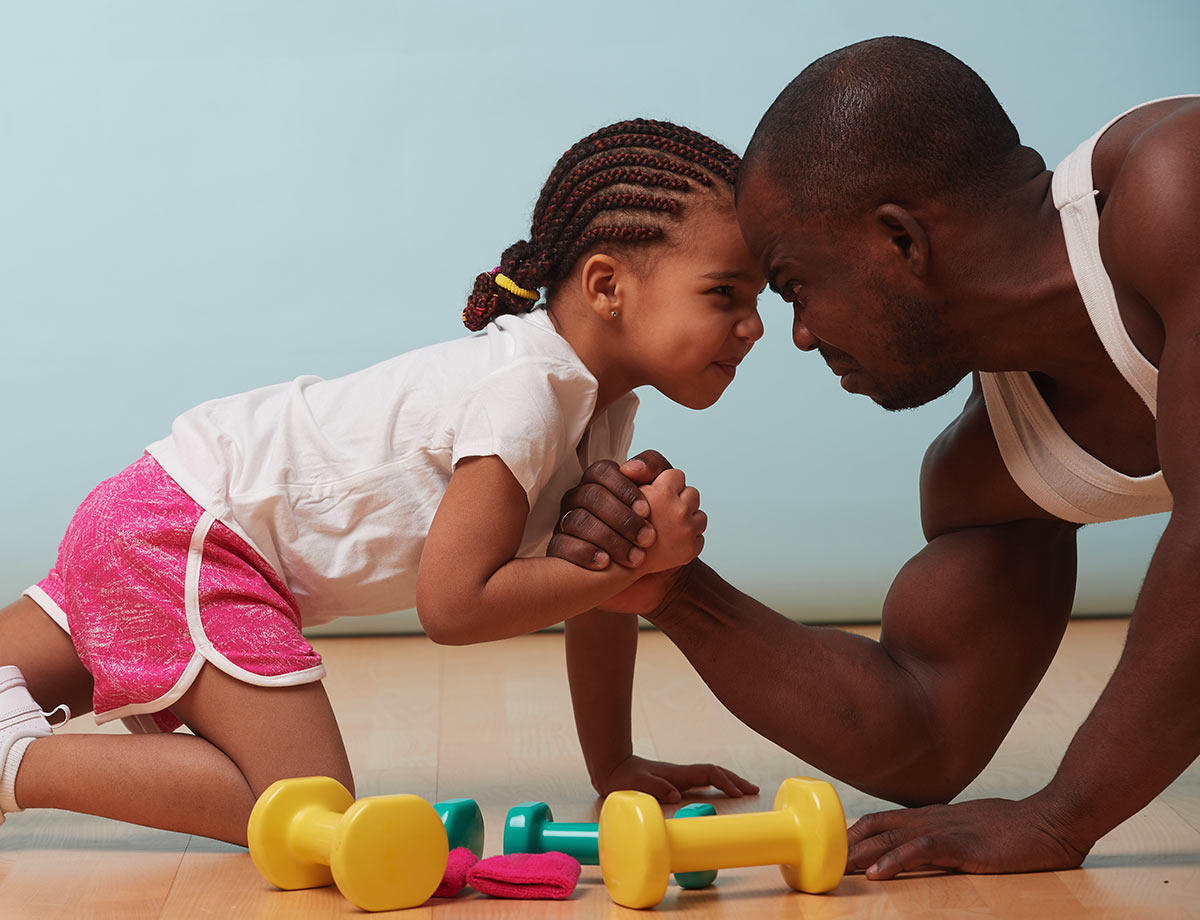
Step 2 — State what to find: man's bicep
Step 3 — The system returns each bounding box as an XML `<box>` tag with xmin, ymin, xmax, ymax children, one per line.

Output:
<box><xmin>878</xmin><ymin>520</ymin><xmax>1078</xmax><ymax>780</ymax></box>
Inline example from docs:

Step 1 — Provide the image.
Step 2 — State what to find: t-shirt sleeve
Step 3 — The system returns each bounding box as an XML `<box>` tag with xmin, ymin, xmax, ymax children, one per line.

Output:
<box><xmin>448</xmin><ymin>357</ymin><xmax>596</xmax><ymax>509</ymax></box>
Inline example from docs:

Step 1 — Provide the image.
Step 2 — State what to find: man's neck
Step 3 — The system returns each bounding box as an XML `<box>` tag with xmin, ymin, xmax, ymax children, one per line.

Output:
<box><xmin>948</xmin><ymin>166</ymin><xmax>1106</xmax><ymax>382</ymax></box>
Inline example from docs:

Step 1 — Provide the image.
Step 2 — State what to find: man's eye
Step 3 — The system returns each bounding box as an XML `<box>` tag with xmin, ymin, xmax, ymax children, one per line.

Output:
<box><xmin>772</xmin><ymin>280</ymin><xmax>802</xmax><ymax>303</ymax></box>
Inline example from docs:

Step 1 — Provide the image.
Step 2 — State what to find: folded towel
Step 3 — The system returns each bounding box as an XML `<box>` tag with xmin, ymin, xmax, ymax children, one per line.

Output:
<box><xmin>467</xmin><ymin>851</ymin><xmax>581</xmax><ymax>900</ymax></box>
<box><xmin>433</xmin><ymin>846</ymin><xmax>480</xmax><ymax>898</ymax></box>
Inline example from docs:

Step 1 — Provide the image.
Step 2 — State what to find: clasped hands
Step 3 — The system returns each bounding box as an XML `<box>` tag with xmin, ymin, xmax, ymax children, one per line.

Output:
<box><xmin>548</xmin><ymin>450</ymin><xmax>1095</xmax><ymax>878</ymax></box>
<box><xmin>549</xmin><ymin>450</ymin><xmax>693</xmax><ymax>614</ymax></box>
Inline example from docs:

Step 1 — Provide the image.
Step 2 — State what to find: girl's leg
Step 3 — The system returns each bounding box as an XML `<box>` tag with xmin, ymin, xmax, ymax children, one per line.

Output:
<box><xmin>8</xmin><ymin>645</ymin><xmax>352</xmax><ymax>845</ymax></box>
<box><xmin>0</xmin><ymin>597</ymin><xmax>95</xmax><ymax>718</ymax></box>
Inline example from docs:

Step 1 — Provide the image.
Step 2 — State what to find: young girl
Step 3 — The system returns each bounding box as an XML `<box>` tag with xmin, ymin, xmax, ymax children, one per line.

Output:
<box><xmin>0</xmin><ymin>119</ymin><xmax>764</xmax><ymax>844</ymax></box>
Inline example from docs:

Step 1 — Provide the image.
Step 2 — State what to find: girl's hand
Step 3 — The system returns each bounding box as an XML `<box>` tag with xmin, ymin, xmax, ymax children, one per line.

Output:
<box><xmin>639</xmin><ymin>469</ymin><xmax>706</xmax><ymax>573</ymax></box>
<box><xmin>597</xmin><ymin>754</ymin><xmax>760</xmax><ymax>803</ymax></box>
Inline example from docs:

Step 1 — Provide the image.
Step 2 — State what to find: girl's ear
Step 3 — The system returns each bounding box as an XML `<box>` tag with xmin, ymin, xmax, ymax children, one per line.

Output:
<box><xmin>578</xmin><ymin>253</ymin><xmax>625</xmax><ymax>320</ymax></box>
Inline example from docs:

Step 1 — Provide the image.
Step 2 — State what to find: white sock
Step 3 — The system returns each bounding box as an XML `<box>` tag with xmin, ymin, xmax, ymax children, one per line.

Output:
<box><xmin>1</xmin><ymin>736</ymin><xmax>34</xmax><ymax>814</ymax></box>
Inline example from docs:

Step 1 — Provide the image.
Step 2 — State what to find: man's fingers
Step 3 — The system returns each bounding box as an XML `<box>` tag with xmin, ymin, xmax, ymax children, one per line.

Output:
<box><xmin>865</xmin><ymin>835</ymin><xmax>948</xmax><ymax>880</ymax></box>
<box><xmin>563</xmin><ymin>482</ymin><xmax>653</xmax><ymax>545</ymax></box>
<box><xmin>846</xmin><ymin>809</ymin><xmax>923</xmax><ymax>872</ymax></box>
<box><xmin>556</xmin><ymin>506</ymin><xmax>646</xmax><ymax>568</ymax></box>
<box><xmin>545</xmin><ymin>532</ymin><xmax>611</xmax><ymax>570</ymax></box>
<box><xmin>847</xmin><ymin>808</ymin><xmax>910</xmax><ymax>846</ymax></box>
<box><xmin>580</xmin><ymin>459</ymin><xmax>652</xmax><ymax>518</ymax></box>
<box><xmin>620</xmin><ymin>449</ymin><xmax>673</xmax><ymax>484</ymax></box>
<box><xmin>846</xmin><ymin>828</ymin><xmax>912</xmax><ymax>872</ymax></box>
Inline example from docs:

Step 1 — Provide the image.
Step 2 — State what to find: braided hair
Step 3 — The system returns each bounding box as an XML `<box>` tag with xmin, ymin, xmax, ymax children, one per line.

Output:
<box><xmin>463</xmin><ymin>119</ymin><xmax>740</xmax><ymax>331</ymax></box>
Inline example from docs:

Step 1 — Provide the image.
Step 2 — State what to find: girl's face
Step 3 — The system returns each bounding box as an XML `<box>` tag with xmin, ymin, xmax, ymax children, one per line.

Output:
<box><xmin>624</xmin><ymin>200</ymin><xmax>766</xmax><ymax>409</ymax></box>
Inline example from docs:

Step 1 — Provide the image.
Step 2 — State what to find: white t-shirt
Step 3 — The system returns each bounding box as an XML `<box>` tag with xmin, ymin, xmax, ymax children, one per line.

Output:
<box><xmin>146</xmin><ymin>309</ymin><xmax>638</xmax><ymax>626</ymax></box>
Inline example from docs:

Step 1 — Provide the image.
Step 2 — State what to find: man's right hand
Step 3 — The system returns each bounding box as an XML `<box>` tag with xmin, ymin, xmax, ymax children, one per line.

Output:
<box><xmin>549</xmin><ymin>449</ymin><xmax>675</xmax><ymax>570</ymax></box>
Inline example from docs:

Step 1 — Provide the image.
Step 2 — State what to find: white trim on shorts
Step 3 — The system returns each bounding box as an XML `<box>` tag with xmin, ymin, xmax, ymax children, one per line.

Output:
<box><xmin>23</xmin><ymin>511</ymin><xmax>326</xmax><ymax>731</ymax></box>
<box><xmin>22</xmin><ymin>583</ymin><xmax>69</xmax><ymax>633</ymax></box>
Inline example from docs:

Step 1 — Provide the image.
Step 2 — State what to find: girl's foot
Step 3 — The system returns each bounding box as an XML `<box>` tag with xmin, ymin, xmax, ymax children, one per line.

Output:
<box><xmin>0</xmin><ymin>665</ymin><xmax>69</xmax><ymax>823</ymax></box>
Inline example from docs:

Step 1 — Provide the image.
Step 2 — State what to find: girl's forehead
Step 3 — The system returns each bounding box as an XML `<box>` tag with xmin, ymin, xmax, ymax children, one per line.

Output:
<box><xmin>672</xmin><ymin>210</ymin><xmax>763</xmax><ymax>278</ymax></box>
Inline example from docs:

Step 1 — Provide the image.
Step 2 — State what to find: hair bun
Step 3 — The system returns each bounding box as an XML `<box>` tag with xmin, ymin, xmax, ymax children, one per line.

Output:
<box><xmin>461</xmin><ymin>240</ymin><xmax>541</xmax><ymax>331</ymax></box>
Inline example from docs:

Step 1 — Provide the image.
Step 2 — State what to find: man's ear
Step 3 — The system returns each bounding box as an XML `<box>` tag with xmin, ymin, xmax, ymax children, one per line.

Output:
<box><xmin>579</xmin><ymin>253</ymin><xmax>626</xmax><ymax>319</ymax></box>
<box><xmin>873</xmin><ymin>204</ymin><xmax>929</xmax><ymax>277</ymax></box>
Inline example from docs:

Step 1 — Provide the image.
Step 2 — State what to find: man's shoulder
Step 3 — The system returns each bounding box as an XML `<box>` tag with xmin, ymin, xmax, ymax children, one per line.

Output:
<box><xmin>1097</xmin><ymin>99</ymin><xmax>1200</xmax><ymax>321</ymax></box>
<box><xmin>919</xmin><ymin>376</ymin><xmax>1064</xmax><ymax>538</ymax></box>
<box><xmin>1093</xmin><ymin>97</ymin><xmax>1199</xmax><ymax>189</ymax></box>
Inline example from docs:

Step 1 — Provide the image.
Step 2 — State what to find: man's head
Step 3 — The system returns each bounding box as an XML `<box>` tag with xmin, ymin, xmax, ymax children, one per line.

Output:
<box><xmin>737</xmin><ymin>37</ymin><xmax>1024</xmax><ymax>410</ymax></box>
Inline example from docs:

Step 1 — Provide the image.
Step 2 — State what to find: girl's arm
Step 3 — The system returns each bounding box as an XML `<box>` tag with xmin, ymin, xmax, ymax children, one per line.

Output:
<box><xmin>415</xmin><ymin>455</ymin><xmax>702</xmax><ymax>645</ymax></box>
<box><xmin>565</xmin><ymin>609</ymin><xmax>760</xmax><ymax>802</ymax></box>
<box><xmin>565</xmin><ymin>610</ymin><xmax>637</xmax><ymax>787</ymax></box>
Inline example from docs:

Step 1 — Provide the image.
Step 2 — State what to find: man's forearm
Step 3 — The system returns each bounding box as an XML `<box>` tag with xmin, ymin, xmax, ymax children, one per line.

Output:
<box><xmin>1034</xmin><ymin>515</ymin><xmax>1200</xmax><ymax>849</ymax></box>
<box><xmin>565</xmin><ymin>610</ymin><xmax>639</xmax><ymax>790</ymax></box>
<box><xmin>648</xmin><ymin>561</ymin><xmax>939</xmax><ymax>802</ymax></box>
<box><xmin>648</xmin><ymin>515</ymin><xmax>1079</xmax><ymax>808</ymax></box>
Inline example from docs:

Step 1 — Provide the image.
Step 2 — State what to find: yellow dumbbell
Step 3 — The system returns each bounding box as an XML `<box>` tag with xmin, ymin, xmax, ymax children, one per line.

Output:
<box><xmin>598</xmin><ymin>776</ymin><xmax>847</xmax><ymax>909</ymax></box>
<box><xmin>247</xmin><ymin>776</ymin><xmax>448</xmax><ymax>912</ymax></box>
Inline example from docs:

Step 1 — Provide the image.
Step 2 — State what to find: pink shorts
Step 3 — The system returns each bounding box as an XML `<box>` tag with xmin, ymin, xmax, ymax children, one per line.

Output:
<box><xmin>25</xmin><ymin>454</ymin><xmax>325</xmax><ymax>732</ymax></box>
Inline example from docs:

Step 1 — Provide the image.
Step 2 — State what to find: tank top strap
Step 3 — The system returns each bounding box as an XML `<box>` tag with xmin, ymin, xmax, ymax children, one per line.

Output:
<box><xmin>1051</xmin><ymin>110</ymin><xmax>1161</xmax><ymax>416</ymax></box>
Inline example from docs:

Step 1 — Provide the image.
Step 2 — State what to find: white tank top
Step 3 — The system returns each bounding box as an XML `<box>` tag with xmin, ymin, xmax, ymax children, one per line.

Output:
<box><xmin>979</xmin><ymin>97</ymin><xmax>1196</xmax><ymax>524</ymax></box>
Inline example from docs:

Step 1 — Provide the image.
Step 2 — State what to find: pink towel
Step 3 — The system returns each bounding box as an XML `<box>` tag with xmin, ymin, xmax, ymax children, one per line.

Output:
<box><xmin>467</xmin><ymin>851</ymin><xmax>581</xmax><ymax>900</ymax></box>
<box><xmin>433</xmin><ymin>847</ymin><xmax>479</xmax><ymax>898</ymax></box>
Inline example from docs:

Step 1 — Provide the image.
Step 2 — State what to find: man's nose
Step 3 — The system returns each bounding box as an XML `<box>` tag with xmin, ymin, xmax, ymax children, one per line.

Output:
<box><xmin>792</xmin><ymin>317</ymin><xmax>819</xmax><ymax>351</ymax></box>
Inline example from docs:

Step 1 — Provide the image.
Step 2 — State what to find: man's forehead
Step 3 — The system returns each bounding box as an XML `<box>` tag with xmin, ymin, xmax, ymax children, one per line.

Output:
<box><xmin>736</xmin><ymin>163</ymin><xmax>790</xmax><ymax>220</ymax></box>
<box><xmin>737</xmin><ymin>174</ymin><xmax>823</xmax><ymax>259</ymax></box>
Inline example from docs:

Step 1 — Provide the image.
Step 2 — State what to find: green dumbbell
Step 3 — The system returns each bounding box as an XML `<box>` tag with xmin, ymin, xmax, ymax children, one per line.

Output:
<box><xmin>504</xmin><ymin>800</ymin><xmax>717</xmax><ymax>889</ymax></box>
<box><xmin>433</xmin><ymin>798</ymin><xmax>485</xmax><ymax>857</ymax></box>
<box><xmin>671</xmin><ymin>804</ymin><xmax>719</xmax><ymax>889</ymax></box>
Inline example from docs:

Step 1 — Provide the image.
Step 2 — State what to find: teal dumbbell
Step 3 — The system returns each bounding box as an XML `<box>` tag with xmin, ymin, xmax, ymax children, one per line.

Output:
<box><xmin>504</xmin><ymin>800</ymin><xmax>717</xmax><ymax>889</ymax></box>
<box><xmin>671</xmin><ymin>803</ymin><xmax>719</xmax><ymax>889</ymax></box>
<box><xmin>434</xmin><ymin>798</ymin><xmax>485</xmax><ymax>857</ymax></box>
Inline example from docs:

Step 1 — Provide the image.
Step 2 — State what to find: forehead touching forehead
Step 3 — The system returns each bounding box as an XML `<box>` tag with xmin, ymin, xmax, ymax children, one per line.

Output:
<box><xmin>735</xmin><ymin>163</ymin><xmax>838</xmax><ymax>269</ymax></box>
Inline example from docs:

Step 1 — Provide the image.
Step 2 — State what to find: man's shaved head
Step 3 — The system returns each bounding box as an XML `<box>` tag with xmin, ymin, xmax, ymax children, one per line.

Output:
<box><xmin>742</xmin><ymin>37</ymin><xmax>1022</xmax><ymax>225</ymax></box>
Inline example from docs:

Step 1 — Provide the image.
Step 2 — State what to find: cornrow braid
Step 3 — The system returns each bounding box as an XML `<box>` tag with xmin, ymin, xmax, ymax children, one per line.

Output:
<box><xmin>463</xmin><ymin>118</ymin><xmax>740</xmax><ymax>331</ymax></box>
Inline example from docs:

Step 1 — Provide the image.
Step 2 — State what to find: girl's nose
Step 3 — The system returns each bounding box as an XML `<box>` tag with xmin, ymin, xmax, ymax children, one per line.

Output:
<box><xmin>738</xmin><ymin>308</ymin><xmax>765</xmax><ymax>344</ymax></box>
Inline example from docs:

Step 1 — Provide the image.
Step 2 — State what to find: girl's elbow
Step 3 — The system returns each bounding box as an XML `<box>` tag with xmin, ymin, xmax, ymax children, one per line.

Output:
<box><xmin>418</xmin><ymin>608</ymin><xmax>462</xmax><ymax>645</ymax></box>
<box><xmin>416</xmin><ymin>600</ymin><xmax>479</xmax><ymax>646</ymax></box>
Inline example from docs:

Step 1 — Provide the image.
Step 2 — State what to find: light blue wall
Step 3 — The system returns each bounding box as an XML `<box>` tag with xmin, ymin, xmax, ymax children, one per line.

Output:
<box><xmin>3</xmin><ymin>1</ymin><xmax>1196</xmax><ymax>625</ymax></box>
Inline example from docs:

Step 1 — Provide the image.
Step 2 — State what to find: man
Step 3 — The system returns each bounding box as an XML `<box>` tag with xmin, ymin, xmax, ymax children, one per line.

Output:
<box><xmin>549</xmin><ymin>36</ymin><xmax>1200</xmax><ymax>878</ymax></box>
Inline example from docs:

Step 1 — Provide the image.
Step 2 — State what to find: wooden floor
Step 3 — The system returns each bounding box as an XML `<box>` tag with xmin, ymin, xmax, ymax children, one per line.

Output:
<box><xmin>1</xmin><ymin>618</ymin><xmax>1198</xmax><ymax>918</ymax></box>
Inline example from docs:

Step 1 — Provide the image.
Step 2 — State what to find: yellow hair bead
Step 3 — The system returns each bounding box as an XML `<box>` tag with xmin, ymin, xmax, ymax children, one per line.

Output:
<box><xmin>493</xmin><ymin>272</ymin><xmax>540</xmax><ymax>302</ymax></box>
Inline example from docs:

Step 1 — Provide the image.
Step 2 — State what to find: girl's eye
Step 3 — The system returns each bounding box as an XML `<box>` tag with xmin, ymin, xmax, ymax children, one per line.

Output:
<box><xmin>709</xmin><ymin>285</ymin><xmax>735</xmax><ymax>298</ymax></box>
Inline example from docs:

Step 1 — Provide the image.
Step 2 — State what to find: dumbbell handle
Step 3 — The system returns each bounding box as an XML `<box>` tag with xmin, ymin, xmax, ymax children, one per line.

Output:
<box><xmin>666</xmin><ymin>810</ymin><xmax>797</xmax><ymax>873</ymax></box>
<box><xmin>290</xmin><ymin>803</ymin><xmax>342</xmax><ymax>866</ymax></box>
<box><xmin>536</xmin><ymin>822</ymin><xmax>600</xmax><ymax>861</ymax></box>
